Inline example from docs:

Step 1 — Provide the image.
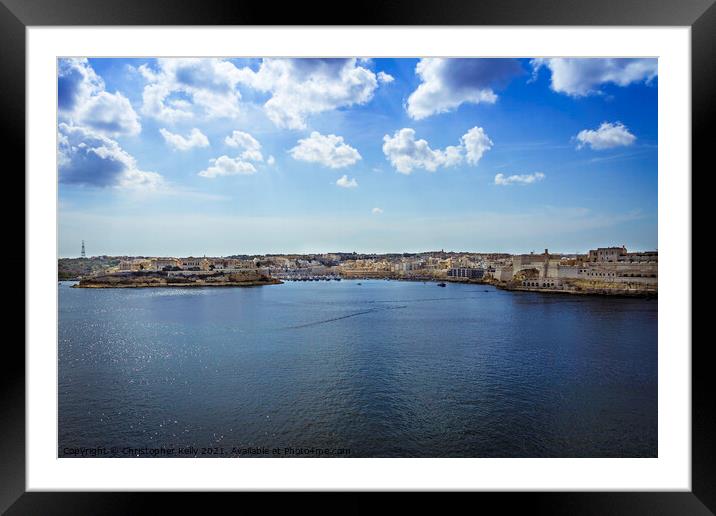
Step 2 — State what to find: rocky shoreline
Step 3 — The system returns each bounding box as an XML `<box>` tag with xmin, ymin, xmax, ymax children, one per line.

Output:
<box><xmin>66</xmin><ymin>271</ymin><xmax>655</xmax><ymax>297</ymax></box>
<box><xmin>73</xmin><ymin>270</ymin><xmax>282</xmax><ymax>288</ymax></box>
<box><xmin>486</xmin><ymin>279</ymin><xmax>657</xmax><ymax>298</ymax></box>
<box><xmin>74</xmin><ymin>281</ymin><xmax>282</xmax><ymax>288</ymax></box>
<box><xmin>335</xmin><ymin>276</ymin><xmax>656</xmax><ymax>297</ymax></box>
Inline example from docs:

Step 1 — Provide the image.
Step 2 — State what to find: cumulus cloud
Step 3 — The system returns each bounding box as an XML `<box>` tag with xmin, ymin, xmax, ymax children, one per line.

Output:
<box><xmin>336</xmin><ymin>175</ymin><xmax>358</xmax><ymax>188</ymax></box>
<box><xmin>406</xmin><ymin>58</ymin><xmax>522</xmax><ymax>120</ymax></box>
<box><xmin>531</xmin><ymin>58</ymin><xmax>657</xmax><ymax>97</ymax></box>
<box><xmin>576</xmin><ymin>122</ymin><xmax>636</xmax><ymax>150</ymax></box>
<box><xmin>137</xmin><ymin>58</ymin><xmax>391</xmax><ymax>129</ymax></box>
<box><xmin>382</xmin><ymin>126</ymin><xmax>492</xmax><ymax>174</ymax></box>
<box><xmin>159</xmin><ymin>128</ymin><xmax>209</xmax><ymax>151</ymax></box>
<box><xmin>74</xmin><ymin>91</ymin><xmax>141</xmax><ymax>137</ymax></box>
<box><xmin>198</xmin><ymin>156</ymin><xmax>257</xmax><ymax>178</ymax></box>
<box><xmin>461</xmin><ymin>127</ymin><xmax>493</xmax><ymax>165</ymax></box>
<box><xmin>267</xmin><ymin>155</ymin><xmax>276</xmax><ymax>166</ymax></box>
<box><xmin>58</xmin><ymin>58</ymin><xmax>103</xmax><ymax>111</ymax></box>
<box><xmin>494</xmin><ymin>172</ymin><xmax>545</xmax><ymax>186</ymax></box>
<box><xmin>235</xmin><ymin>58</ymin><xmax>380</xmax><ymax>129</ymax></box>
<box><xmin>58</xmin><ymin>58</ymin><xmax>141</xmax><ymax>137</ymax></box>
<box><xmin>372</xmin><ymin>207</ymin><xmax>384</xmax><ymax>214</ymax></box>
<box><xmin>289</xmin><ymin>131</ymin><xmax>361</xmax><ymax>168</ymax></box>
<box><xmin>139</xmin><ymin>58</ymin><xmax>243</xmax><ymax>122</ymax></box>
<box><xmin>225</xmin><ymin>130</ymin><xmax>263</xmax><ymax>161</ymax></box>
<box><xmin>58</xmin><ymin>123</ymin><xmax>162</xmax><ymax>188</ymax></box>
<box><xmin>377</xmin><ymin>71</ymin><xmax>394</xmax><ymax>84</ymax></box>
<box><xmin>382</xmin><ymin>129</ymin><xmax>460</xmax><ymax>174</ymax></box>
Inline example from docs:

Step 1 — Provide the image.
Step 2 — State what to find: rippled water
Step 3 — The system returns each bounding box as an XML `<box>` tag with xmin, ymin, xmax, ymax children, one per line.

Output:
<box><xmin>58</xmin><ymin>279</ymin><xmax>657</xmax><ymax>457</ymax></box>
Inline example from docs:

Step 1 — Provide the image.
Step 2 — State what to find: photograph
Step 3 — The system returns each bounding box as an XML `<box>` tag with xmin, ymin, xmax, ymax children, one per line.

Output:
<box><xmin>56</xmin><ymin>56</ymin><xmax>659</xmax><ymax>459</ymax></box>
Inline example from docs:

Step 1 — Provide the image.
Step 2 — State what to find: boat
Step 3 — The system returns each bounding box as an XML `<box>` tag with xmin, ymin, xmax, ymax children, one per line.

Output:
<box><xmin>437</xmin><ymin>282</ymin><xmax>447</xmax><ymax>287</ymax></box>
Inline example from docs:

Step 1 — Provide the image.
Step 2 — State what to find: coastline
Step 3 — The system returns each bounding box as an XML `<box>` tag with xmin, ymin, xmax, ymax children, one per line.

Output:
<box><xmin>492</xmin><ymin>283</ymin><xmax>657</xmax><ymax>299</ymax></box>
<box><xmin>72</xmin><ymin>270</ymin><xmax>282</xmax><ymax>289</ymax></box>
<box><xmin>328</xmin><ymin>275</ymin><xmax>657</xmax><ymax>298</ymax></box>
<box><xmin>486</xmin><ymin>279</ymin><xmax>657</xmax><ymax>299</ymax></box>
<box><xmin>64</xmin><ymin>273</ymin><xmax>656</xmax><ymax>298</ymax></box>
<box><xmin>73</xmin><ymin>280</ymin><xmax>282</xmax><ymax>288</ymax></box>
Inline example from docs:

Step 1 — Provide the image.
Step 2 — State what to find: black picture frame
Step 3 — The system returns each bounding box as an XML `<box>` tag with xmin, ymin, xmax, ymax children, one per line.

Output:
<box><xmin>3</xmin><ymin>0</ymin><xmax>708</xmax><ymax>512</ymax></box>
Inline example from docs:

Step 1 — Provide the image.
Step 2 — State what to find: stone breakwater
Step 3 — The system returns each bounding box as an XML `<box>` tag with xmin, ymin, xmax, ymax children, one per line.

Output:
<box><xmin>74</xmin><ymin>270</ymin><xmax>282</xmax><ymax>288</ymax></box>
<box><xmin>485</xmin><ymin>278</ymin><xmax>657</xmax><ymax>298</ymax></box>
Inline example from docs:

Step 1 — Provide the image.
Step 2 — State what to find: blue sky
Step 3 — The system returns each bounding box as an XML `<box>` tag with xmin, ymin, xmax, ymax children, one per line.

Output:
<box><xmin>58</xmin><ymin>57</ymin><xmax>657</xmax><ymax>257</ymax></box>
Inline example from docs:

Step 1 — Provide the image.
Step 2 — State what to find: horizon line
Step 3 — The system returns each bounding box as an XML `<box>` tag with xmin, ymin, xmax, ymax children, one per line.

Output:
<box><xmin>59</xmin><ymin>246</ymin><xmax>658</xmax><ymax>259</ymax></box>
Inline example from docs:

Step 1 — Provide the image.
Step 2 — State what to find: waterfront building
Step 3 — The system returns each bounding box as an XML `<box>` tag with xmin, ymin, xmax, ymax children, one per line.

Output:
<box><xmin>448</xmin><ymin>267</ymin><xmax>485</xmax><ymax>279</ymax></box>
<box><xmin>118</xmin><ymin>258</ymin><xmax>152</xmax><ymax>271</ymax></box>
<box><xmin>151</xmin><ymin>258</ymin><xmax>179</xmax><ymax>271</ymax></box>
<box><xmin>588</xmin><ymin>246</ymin><xmax>627</xmax><ymax>262</ymax></box>
<box><xmin>507</xmin><ymin>247</ymin><xmax>658</xmax><ymax>290</ymax></box>
<box><xmin>179</xmin><ymin>258</ymin><xmax>211</xmax><ymax>271</ymax></box>
<box><xmin>209</xmin><ymin>258</ymin><xmax>245</xmax><ymax>270</ymax></box>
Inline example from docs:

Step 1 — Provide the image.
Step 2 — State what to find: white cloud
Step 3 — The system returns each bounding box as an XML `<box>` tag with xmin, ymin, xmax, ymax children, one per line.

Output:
<box><xmin>382</xmin><ymin>129</ymin><xmax>457</xmax><ymax>174</ymax></box>
<box><xmin>461</xmin><ymin>127</ymin><xmax>493</xmax><ymax>165</ymax></box>
<box><xmin>267</xmin><ymin>155</ymin><xmax>276</xmax><ymax>166</ymax></box>
<box><xmin>494</xmin><ymin>172</ymin><xmax>545</xmax><ymax>186</ymax></box>
<box><xmin>139</xmin><ymin>58</ymin><xmax>243</xmax><ymax>123</ymax></box>
<box><xmin>74</xmin><ymin>91</ymin><xmax>141</xmax><ymax>137</ymax></box>
<box><xmin>198</xmin><ymin>156</ymin><xmax>257</xmax><ymax>178</ymax></box>
<box><xmin>336</xmin><ymin>175</ymin><xmax>358</xmax><ymax>188</ymax></box>
<box><xmin>576</xmin><ymin>122</ymin><xmax>636</xmax><ymax>150</ymax></box>
<box><xmin>377</xmin><ymin>71</ymin><xmax>395</xmax><ymax>84</ymax></box>
<box><xmin>235</xmin><ymin>58</ymin><xmax>380</xmax><ymax>129</ymax></box>
<box><xmin>225</xmin><ymin>130</ymin><xmax>263</xmax><ymax>161</ymax></box>
<box><xmin>138</xmin><ymin>58</ymin><xmax>391</xmax><ymax>129</ymax></box>
<box><xmin>159</xmin><ymin>128</ymin><xmax>209</xmax><ymax>151</ymax></box>
<box><xmin>58</xmin><ymin>58</ymin><xmax>103</xmax><ymax>110</ymax></box>
<box><xmin>289</xmin><ymin>131</ymin><xmax>361</xmax><ymax>169</ymax></box>
<box><xmin>372</xmin><ymin>207</ymin><xmax>384</xmax><ymax>214</ymax></box>
<box><xmin>115</xmin><ymin>169</ymin><xmax>166</xmax><ymax>189</ymax></box>
<box><xmin>58</xmin><ymin>123</ymin><xmax>162</xmax><ymax>189</ymax></box>
<box><xmin>239</xmin><ymin>149</ymin><xmax>262</xmax><ymax>162</ymax></box>
<box><xmin>406</xmin><ymin>58</ymin><xmax>521</xmax><ymax>120</ymax></box>
<box><xmin>382</xmin><ymin>126</ymin><xmax>491</xmax><ymax>174</ymax></box>
<box><xmin>531</xmin><ymin>58</ymin><xmax>657</xmax><ymax>97</ymax></box>
<box><xmin>58</xmin><ymin>58</ymin><xmax>141</xmax><ymax>137</ymax></box>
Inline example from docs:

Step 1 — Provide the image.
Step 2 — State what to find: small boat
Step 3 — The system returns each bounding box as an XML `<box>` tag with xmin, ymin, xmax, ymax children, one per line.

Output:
<box><xmin>357</xmin><ymin>282</ymin><xmax>362</xmax><ymax>285</ymax></box>
<box><xmin>437</xmin><ymin>282</ymin><xmax>447</xmax><ymax>287</ymax></box>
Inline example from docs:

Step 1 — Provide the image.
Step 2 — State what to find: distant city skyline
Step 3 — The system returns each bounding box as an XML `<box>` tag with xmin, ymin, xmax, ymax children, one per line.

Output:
<box><xmin>58</xmin><ymin>57</ymin><xmax>658</xmax><ymax>257</ymax></box>
<box><xmin>70</xmin><ymin>242</ymin><xmax>654</xmax><ymax>259</ymax></box>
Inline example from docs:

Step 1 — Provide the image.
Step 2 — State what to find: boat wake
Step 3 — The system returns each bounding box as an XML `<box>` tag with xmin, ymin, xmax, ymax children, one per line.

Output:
<box><xmin>361</xmin><ymin>295</ymin><xmax>487</xmax><ymax>305</ymax></box>
<box><xmin>284</xmin><ymin>305</ymin><xmax>407</xmax><ymax>329</ymax></box>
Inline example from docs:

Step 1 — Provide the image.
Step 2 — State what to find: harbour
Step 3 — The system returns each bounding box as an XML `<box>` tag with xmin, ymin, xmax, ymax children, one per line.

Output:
<box><xmin>58</xmin><ymin>279</ymin><xmax>657</xmax><ymax>458</ymax></box>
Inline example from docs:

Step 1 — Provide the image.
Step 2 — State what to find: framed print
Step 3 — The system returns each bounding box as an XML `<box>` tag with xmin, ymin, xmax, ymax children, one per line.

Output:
<box><xmin>4</xmin><ymin>0</ymin><xmax>711</xmax><ymax>512</ymax></box>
